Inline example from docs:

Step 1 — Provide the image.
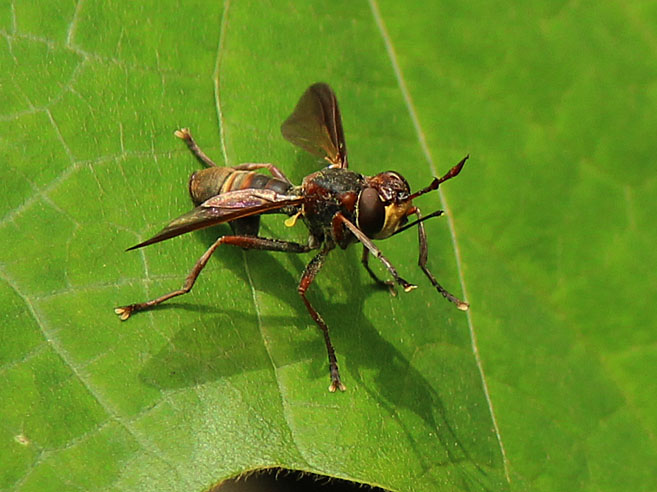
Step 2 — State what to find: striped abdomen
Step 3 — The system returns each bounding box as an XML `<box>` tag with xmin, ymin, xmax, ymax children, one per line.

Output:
<box><xmin>189</xmin><ymin>167</ymin><xmax>291</xmax><ymax>206</ymax></box>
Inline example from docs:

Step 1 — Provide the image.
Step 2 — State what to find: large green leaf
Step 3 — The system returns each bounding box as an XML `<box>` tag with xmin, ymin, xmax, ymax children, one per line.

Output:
<box><xmin>1</xmin><ymin>1</ymin><xmax>655</xmax><ymax>491</ymax></box>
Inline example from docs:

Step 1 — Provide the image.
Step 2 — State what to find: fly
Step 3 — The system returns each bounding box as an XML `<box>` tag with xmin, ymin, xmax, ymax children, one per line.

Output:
<box><xmin>115</xmin><ymin>83</ymin><xmax>469</xmax><ymax>392</ymax></box>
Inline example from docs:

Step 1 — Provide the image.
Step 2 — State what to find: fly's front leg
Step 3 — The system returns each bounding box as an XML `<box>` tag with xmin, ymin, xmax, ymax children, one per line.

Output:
<box><xmin>415</xmin><ymin>208</ymin><xmax>469</xmax><ymax>311</ymax></box>
<box><xmin>298</xmin><ymin>247</ymin><xmax>346</xmax><ymax>392</ymax></box>
<box><xmin>115</xmin><ymin>236</ymin><xmax>312</xmax><ymax>320</ymax></box>
<box><xmin>175</xmin><ymin>128</ymin><xmax>219</xmax><ymax>168</ymax></box>
<box><xmin>334</xmin><ymin>213</ymin><xmax>416</xmax><ymax>292</ymax></box>
<box><xmin>361</xmin><ymin>246</ymin><xmax>396</xmax><ymax>296</ymax></box>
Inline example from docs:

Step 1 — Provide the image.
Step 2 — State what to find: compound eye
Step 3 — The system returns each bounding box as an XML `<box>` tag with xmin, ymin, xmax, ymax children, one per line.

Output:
<box><xmin>357</xmin><ymin>187</ymin><xmax>385</xmax><ymax>237</ymax></box>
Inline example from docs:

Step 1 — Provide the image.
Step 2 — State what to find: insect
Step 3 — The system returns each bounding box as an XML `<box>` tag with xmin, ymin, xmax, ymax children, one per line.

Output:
<box><xmin>115</xmin><ymin>83</ymin><xmax>468</xmax><ymax>392</ymax></box>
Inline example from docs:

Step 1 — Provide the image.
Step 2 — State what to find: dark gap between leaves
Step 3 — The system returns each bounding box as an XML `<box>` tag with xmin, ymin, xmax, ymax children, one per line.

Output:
<box><xmin>211</xmin><ymin>468</ymin><xmax>391</xmax><ymax>492</ymax></box>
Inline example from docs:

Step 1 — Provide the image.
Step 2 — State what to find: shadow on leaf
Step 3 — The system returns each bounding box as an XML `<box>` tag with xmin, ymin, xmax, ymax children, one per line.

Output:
<box><xmin>137</xmin><ymin>231</ymin><xmax>498</xmax><ymax>489</ymax></box>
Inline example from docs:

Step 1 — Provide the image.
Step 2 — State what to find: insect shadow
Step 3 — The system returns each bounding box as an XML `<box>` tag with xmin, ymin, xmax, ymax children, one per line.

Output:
<box><xmin>139</xmin><ymin>226</ymin><xmax>496</xmax><ymax>489</ymax></box>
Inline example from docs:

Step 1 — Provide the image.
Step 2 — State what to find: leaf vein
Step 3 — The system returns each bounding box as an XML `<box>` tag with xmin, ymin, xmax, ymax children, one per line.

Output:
<box><xmin>212</xmin><ymin>0</ymin><xmax>309</xmax><ymax>468</ymax></box>
<box><xmin>0</xmin><ymin>269</ymin><xmax>187</xmax><ymax>487</ymax></box>
<box><xmin>368</xmin><ymin>0</ymin><xmax>511</xmax><ymax>484</ymax></box>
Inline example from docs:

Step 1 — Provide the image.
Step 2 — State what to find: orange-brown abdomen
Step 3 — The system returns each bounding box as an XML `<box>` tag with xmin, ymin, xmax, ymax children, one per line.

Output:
<box><xmin>189</xmin><ymin>167</ymin><xmax>291</xmax><ymax>205</ymax></box>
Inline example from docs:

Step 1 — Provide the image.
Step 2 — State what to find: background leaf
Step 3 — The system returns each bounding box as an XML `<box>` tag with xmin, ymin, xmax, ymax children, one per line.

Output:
<box><xmin>1</xmin><ymin>1</ymin><xmax>655</xmax><ymax>491</ymax></box>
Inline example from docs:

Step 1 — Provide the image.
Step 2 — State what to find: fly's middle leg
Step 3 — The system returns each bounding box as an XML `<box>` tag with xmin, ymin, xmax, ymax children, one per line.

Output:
<box><xmin>361</xmin><ymin>246</ymin><xmax>396</xmax><ymax>296</ymax></box>
<box><xmin>298</xmin><ymin>248</ymin><xmax>346</xmax><ymax>392</ymax></box>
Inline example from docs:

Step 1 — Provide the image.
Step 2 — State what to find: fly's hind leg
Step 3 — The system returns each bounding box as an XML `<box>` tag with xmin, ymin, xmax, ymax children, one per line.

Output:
<box><xmin>298</xmin><ymin>247</ymin><xmax>346</xmax><ymax>392</ymax></box>
<box><xmin>231</xmin><ymin>163</ymin><xmax>293</xmax><ymax>186</ymax></box>
<box><xmin>175</xmin><ymin>128</ymin><xmax>293</xmax><ymax>185</ymax></box>
<box><xmin>230</xmin><ymin>216</ymin><xmax>261</xmax><ymax>237</ymax></box>
<box><xmin>175</xmin><ymin>128</ymin><xmax>219</xmax><ymax>168</ymax></box>
<box><xmin>115</xmin><ymin>236</ymin><xmax>312</xmax><ymax>320</ymax></box>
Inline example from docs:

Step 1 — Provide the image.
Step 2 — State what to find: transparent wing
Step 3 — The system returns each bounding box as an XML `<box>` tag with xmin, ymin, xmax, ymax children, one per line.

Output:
<box><xmin>281</xmin><ymin>82</ymin><xmax>348</xmax><ymax>168</ymax></box>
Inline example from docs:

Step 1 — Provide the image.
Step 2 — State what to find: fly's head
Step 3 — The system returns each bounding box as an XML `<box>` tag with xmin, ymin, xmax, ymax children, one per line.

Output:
<box><xmin>357</xmin><ymin>171</ymin><xmax>415</xmax><ymax>239</ymax></box>
<box><xmin>356</xmin><ymin>155</ymin><xmax>469</xmax><ymax>240</ymax></box>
